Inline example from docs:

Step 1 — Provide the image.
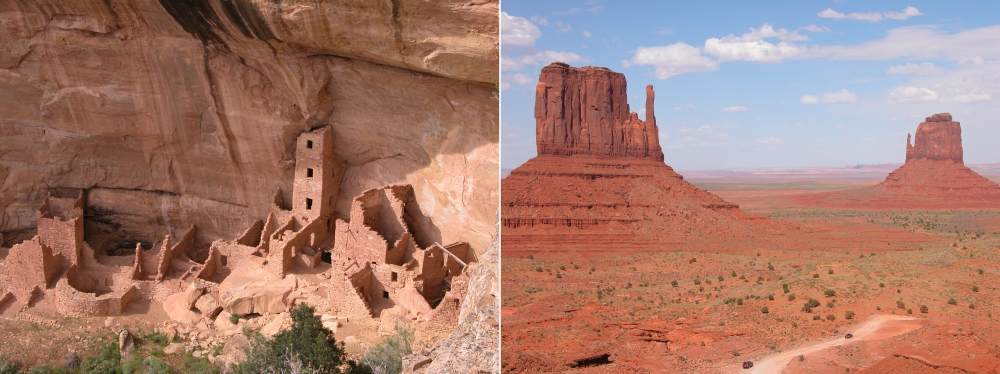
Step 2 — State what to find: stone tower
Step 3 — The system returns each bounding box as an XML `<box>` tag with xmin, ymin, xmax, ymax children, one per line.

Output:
<box><xmin>292</xmin><ymin>126</ymin><xmax>343</xmax><ymax>222</ymax></box>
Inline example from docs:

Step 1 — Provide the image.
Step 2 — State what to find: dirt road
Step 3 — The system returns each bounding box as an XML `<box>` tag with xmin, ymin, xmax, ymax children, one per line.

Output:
<box><xmin>734</xmin><ymin>314</ymin><xmax>921</xmax><ymax>374</ymax></box>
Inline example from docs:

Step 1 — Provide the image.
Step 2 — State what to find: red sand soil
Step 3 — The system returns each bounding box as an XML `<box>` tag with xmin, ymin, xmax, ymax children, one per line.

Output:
<box><xmin>502</xmin><ymin>177</ymin><xmax>1000</xmax><ymax>373</ymax></box>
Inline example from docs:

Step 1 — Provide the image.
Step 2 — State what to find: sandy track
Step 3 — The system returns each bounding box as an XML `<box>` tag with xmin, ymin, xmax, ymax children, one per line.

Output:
<box><xmin>733</xmin><ymin>314</ymin><xmax>920</xmax><ymax>374</ymax></box>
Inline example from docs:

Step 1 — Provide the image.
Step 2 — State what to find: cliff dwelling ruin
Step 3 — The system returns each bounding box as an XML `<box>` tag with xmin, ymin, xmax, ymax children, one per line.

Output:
<box><xmin>0</xmin><ymin>125</ymin><xmax>477</xmax><ymax>345</ymax></box>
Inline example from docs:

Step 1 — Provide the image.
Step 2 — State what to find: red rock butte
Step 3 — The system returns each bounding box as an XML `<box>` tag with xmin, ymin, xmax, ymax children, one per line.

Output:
<box><xmin>536</xmin><ymin>62</ymin><xmax>664</xmax><ymax>160</ymax></box>
<box><xmin>797</xmin><ymin>113</ymin><xmax>1000</xmax><ymax>209</ymax></box>
<box><xmin>503</xmin><ymin>63</ymin><xmax>778</xmax><ymax>254</ymax></box>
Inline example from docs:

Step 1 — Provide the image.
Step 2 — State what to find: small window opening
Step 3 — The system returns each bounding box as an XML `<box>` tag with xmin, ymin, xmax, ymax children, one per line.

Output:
<box><xmin>391</xmin><ymin>272</ymin><xmax>398</xmax><ymax>282</ymax></box>
<box><xmin>307</xmin><ymin>140</ymin><xmax>313</xmax><ymax>149</ymax></box>
<box><xmin>306</xmin><ymin>198</ymin><xmax>313</xmax><ymax>210</ymax></box>
<box><xmin>382</xmin><ymin>291</ymin><xmax>389</xmax><ymax>299</ymax></box>
<box><xmin>307</xmin><ymin>168</ymin><xmax>313</xmax><ymax>178</ymax></box>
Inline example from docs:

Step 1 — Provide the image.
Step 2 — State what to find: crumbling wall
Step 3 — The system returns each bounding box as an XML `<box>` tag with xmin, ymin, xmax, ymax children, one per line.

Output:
<box><xmin>131</xmin><ymin>243</ymin><xmax>145</xmax><ymax>280</ymax></box>
<box><xmin>234</xmin><ymin>219</ymin><xmax>264</xmax><ymax>247</ymax></box>
<box><xmin>36</xmin><ymin>213</ymin><xmax>83</xmax><ymax>269</ymax></box>
<box><xmin>441</xmin><ymin>242</ymin><xmax>470</xmax><ymax>277</ymax></box>
<box><xmin>197</xmin><ymin>245</ymin><xmax>221</xmax><ymax>280</ymax></box>
<box><xmin>422</xmin><ymin>271</ymin><xmax>470</xmax><ymax>337</ymax></box>
<box><xmin>328</xmin><ymin>262</ymin><xmax>375</xmax><ymax>320</ymax></box>
<box><xmin>154</xmin><ymin>236</ymin><xmax>173</xmax><ymax>281</ymax></box>
<box><xmin>6</xmin><ymin>237</ymin><xmax>61</xmax><ymax>291</ymax></box>
<box><xmin>416</xmin><ymin>246</ymin><xmax>448</xmax><ymax>301</ymax></box>
<box><xmin>258</xmin><ymin>212</ymin><xmax>278</xmax><ymax>253</ymax></box>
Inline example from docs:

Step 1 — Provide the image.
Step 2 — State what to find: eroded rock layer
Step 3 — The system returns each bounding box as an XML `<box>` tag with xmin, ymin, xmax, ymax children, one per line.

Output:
<box><xmin>535</xmin><ymin>63</ymin><xmax>663</xmax><ymax>160</ymax></box>
<box><xmin>502</xmin><ymin>155</ymin><xmax>775</xmax><ymax>254</ymax></box>
<box><xmin>0</xmin><ymin>0</ymin><xmax>498</xmax><ymax>252</ymax></box>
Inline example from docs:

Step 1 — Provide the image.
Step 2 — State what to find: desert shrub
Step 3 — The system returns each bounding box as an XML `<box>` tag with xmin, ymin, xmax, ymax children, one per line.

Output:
<box><xmin>879</xmin><ymin>283</ymin><xmax>885</xmax><ymax>288</ymax></box>
<box><xmin>142</xmin><ymin>331</ymin><xmax>169</xmax><ymax>346</ymax></box>
<box><xmin>693</xmin><ymin>279</ymin><xmax>701</xmax><ymax>285</ymax></box>
<box><xmin>670</xmin><ymin>280</ymin><xmax>678</xmax><ymax>287</ymax></box>
<box><xmin>973</xmin><ymin>286</ymin><xmax>980</xmax><ymax>292</ymax></box>
<box><xmin>826</xmin><ymin>314</ymin><xmax>835</xmax><ymax>321</ymax></box>
<box><xmin>689</xmin><ymin>258</ymin><xmax>697</xmax><ymax>264</ymax></box>
<box><xmin>828</xmin><ymin>269</ymin><xmax>833</xmax><ymax>274</ymax></box>
<box><xmin>897</xmin><ymin>289</ymin><xmax>901</xmax><ymax>294</ymax></box>
<box><xmin>896</xmin><ymin>300</ymin><xmax>905</xmax><ymax>309</ymax></box>
<box><xmin>25</xmin><ymin>364</ymin><xmax>66</xmax><ymax>374</ymax></box>
<box><xmin>234</xmin><ymin>303</ymin><xmax>369</xmax><ymax>374</ymax></box>
<box><xmin>731</xmin><ymin>271</ymin><xmax>737</xmax><ymax>277</ymax></box>
<box><xmin>555</xmin><ymin>273</ymin><xmax>562</xmax><ymax>278</ymax></box>
<box><xmin>231</xmin><ymin>314</ymin><xmax>241</xmax><ymax>325</ymax></box>
<box><xmin>736</xmin><ymin>298</ymin><xmax>743</xmax><ymax>306</ymax></box>
<box><xmin>798</xmin><ymin>355</ymin><xmax>804</xmax><ymax>361</ymax></box>
<box><xmin>761</xmin><ymin>306</ymin><xmax>769</xmax><ymax>314</ymax></box>
<box><xmin>978</xmin><ymin>269</ymin><xmax>984</xmax><ymax>275</ymax></box>
<box><xmin>824</xmin><ymin>289</ymin><xmax>836</xmax><ymax>297</ymax></box>
<box><xmin>731</xmin><ymin>350</ymin><xmax>739</xmax><ymax>357</ymax></box>
<box><xmin>718</xmin><ymin>275</ymin><xmax>724</xmax><ymax>281</ymax></box>
<box><xmin>920</xmin><ymin>305</ymin><xmax>928</xmax><ymax>313</ymax></box>
<box><xmin>0</xmin><ymin>356</ymin><xmax>19</xmax><ymax>374</ymax></box>
<box><xmin>361</xmin><ymin>322</ymin><xmax>414</xmax><ymax>374</ymax></box>
<box><xmin>767</xmin><ymin>294</ymin><xmax>774</xmax><ymax>301</ymax></box>
<box><xmin>81</xmin><ymin>340</ymin><xmax>121</xmax><ymax>374</ymax></box>
<box><xmin>948</xmin><ymin>297</ymin><xmax>957</xmax><ymax>305</ymax></box>
<box><xmin>907</xmin><ymin>309</ymin><xmax>913</xmax><ymax>314</ymax></box>
<box><xmin>142</xmin><ymin>357</ymin><xmax>171</xmax><ymax>374</ymax></box>
<box><xmin>970</xmin><ymin>303</ymin><xmax>976</xmax><ymax>309</ymax></box>
<box><xmin>845</xmin><ymin>311</ymin><xmax>855</xmax><ymax>320</ymax></box>
<box><xmin>787</xmin><ymin>293</ymin><xmax>796</xmax><ymax>301</ymax></box>
<box><xmin>535</xmin><ymin>267</ymin><xmax>542</xmax><ymax>272</ymax></box>
<box><xmin>813</xmin><ymin>315</ymin><xmax>821</xmax><ymax>320</ymax></box>
<box><xmin>812</xmin><ymin>274</ymin><xmax>819</xmax><ymax>278</ymax></box>
<box><xmin>826</xmin><ymin>301</ymin><xmax>835</xmax><ymax>308</ymax></box>
<box><xmin>559</xmin><ymin>265</ymin><xmax>565</xmax><ymax>270</ymax></box>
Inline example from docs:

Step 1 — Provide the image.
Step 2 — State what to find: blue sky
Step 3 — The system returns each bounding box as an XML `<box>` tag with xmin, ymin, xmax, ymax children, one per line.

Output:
<box><xmin>500</xmin><ymin>1</ymin><xmax>1000</xmax><ymax>170</ymax></box>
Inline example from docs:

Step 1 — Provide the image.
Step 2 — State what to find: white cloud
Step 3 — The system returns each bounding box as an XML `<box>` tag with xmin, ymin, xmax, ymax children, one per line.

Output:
<box><xmin>818</xmin><ymin>6</ymin><xmax>921</xmax><ymax>22</ymax></box>
<box><xmin>887</xmin><ymin>86</ymin><xmax>938</xmax><ymax>103</ymax></box>
<box><xmin>500</xmin><ymin>12</ymin><xmax>541</xmax><ymax>47</ymax></box>
<box><xmin>502</xmin><ymin>50</ymin><xmax>589</xmax><ymax>71</ymax></box>
<box><xmin>884</xmin><ymin>6</ymin><xmax>924</xmax><ymax>20</ymax></box>
<box><xmin>743</xmin><ymin>137</ymin><xmax>785</xmax><ymax>145</ymax></box>
<box><xmin>624</xmin><ymin>42</ymin><xmax>719</xmax><ymax>79</ymax></box>
<box><xmin>556</xmin><ymin>21</ymin><xmax>572</xmax><ymax>33</ymax></box>
<box><xmin>802</xmin><ymin>24</ymin><xmax>831</xmax><ymax>33</ymax></box>
<box><xmin>804</xmin><ymin>26</ymin><xmax>1000</xmax><ymax>61</ymax></box>
<box><xmin>666</xmin><ymin>125</ymin><xmax>727</xmax><ymax>148</ymax></box>
<box><xmin>723</xmin><ymin>106</ymin><xmax>749</xmax><ymax>112</ymax></box>
<box><xmin>800</xmin><ymin>89</ymin><xmax>857</xmax><ymax>104</ymax></box>
<box><xmin>886</xmin><ymin>62</ymin><xmax>944</xmax><ymax>76</ymax></box>
<box><xmin>530</xmin><ymin>15</ymin><xmax>549</xmax><ymax>26</ymax></box>
<box><xmin>674</xmin><ymin>104</ymin><xmax>697</xmax><ymax>110</ymax></box>
<box><xmin>582</xmin><ymin>30</ymin><xmax>592</xmax><ymax>38</ymax></box>
<box><xmin>500</xmin><ymin>73</ymin><xmax>534</xmax><ymax>89</ymax></box>
<box><xmin>945</xmin><ymin>92</ymin><xmax>991</xmax><ymax>103</ymax></box>
<box><xmin>704</xmin><ymin>24</ymin><xmax>806</xmax><ymax>63</ymax></box>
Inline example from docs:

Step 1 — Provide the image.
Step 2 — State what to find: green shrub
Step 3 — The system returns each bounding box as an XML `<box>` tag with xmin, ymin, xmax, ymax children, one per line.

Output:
<box><xmin>948</xmin><ymin>297</ymin><xmax>957</xmax><ymax>305</ymax></box>
<box><xmin>826</xmin><ymin>314</ymin><xmax>835</xmax><ymax>321</ymax></box>
<box><xmin>761</xmin><ymin>306</ymin><xmax>769</xmax><ymax>314</ymax></box>
<box><xmin>142</xmin><ymin>332</ymin><xmax>169</xmax><ymax>346</ymax></box>
<box><xmin>230</xmin><ymin>314</ymin><xmax>241</xmax><ymax>325</ymax></box>
<box><xmin>824</xmin><ymin>289</ymin><xmax>836</xmax><ymax>297</ymax></box>
<box><xmin>143</xmin><ymin>357</ymin><xmax>171</xmax><ymax>374</ymax></box>
<box><xmin>736</xmin><ymin>298</ymin><xmax>743</xmax><ymax>306</ymax></box>
<box><xmin>973</xmin><ymin>286</ymin><xmax>980</xmax><ymax>292</ymax></box>
<box><xmin>361</xmin><ymin>322</ymin><xmax>414</xmax><ymax>374</ymax></box>
<box><xmin>233</xmin><ymin>303</ymin><xmax>369</xmax><ymax>374</ymax></box>
<box><xmin>0</xmin><ymin>356</ymin><xmax>19</xmax><ymax>374</ymax></box>
<box><xmin>81</xmin><ymin>340</ymin><xmax>121</xmax><ymax>374</ymax></box>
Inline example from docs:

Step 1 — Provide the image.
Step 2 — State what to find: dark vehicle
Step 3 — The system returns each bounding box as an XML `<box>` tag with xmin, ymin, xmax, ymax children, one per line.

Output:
<box><xmin>743</xmin><ymin>361</ymin><xmax>754</xmax><ymax>369</ymax></box>
<box><xmin>845</xmin><ymin>333</ymin><xmax>854</xmax><ymax>339</ymax></box>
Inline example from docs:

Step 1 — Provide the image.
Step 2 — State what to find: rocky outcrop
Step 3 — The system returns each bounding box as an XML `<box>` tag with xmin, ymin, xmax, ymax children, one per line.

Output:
<box><xmin>404</xmin><ymin>218</ymin><xmax>498</xmax><ymax>374</ymax></box>
<box><xmin>805</xmin><ymin>113</ymin><xmax>1000</xmax><ymax>208</ymax></box>
<box><xmin>0</xmin><ymin>0</ymin><xmax>498</xmax><ymax>253</ymax></box>
<box><xmin>535</xmin><ymin>63</ymin><xmax>663</xmax><ymax>160</ymax></box>
<box><xmin>905</xmin><ymin>113</ymin><xmax>964</xmax><ymax>163</ymax></box>
<box><xmin>504</xmin><ymin>65</ymin><xmax>777</xmax><ymax>254</ymax></box>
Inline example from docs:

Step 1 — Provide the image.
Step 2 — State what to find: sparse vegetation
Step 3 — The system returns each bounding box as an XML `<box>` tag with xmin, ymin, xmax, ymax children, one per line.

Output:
<box><xmin>920</xmin><ymin>305</ymin><xmax>928</xmax><ymax>313</ymax></box>
<box><xmin>761</xmin><ymin>306</ymin><xmax>769</xmax><ymax>314</ymax></box>
<box><xmin>948</xmin><ymin>297</ymin><xmax>958</xmax><ymax>306</ymax></box>
<box><xmin>824</xmin><ymin>289</ymin><xmax>836</xmax><ymax>297</ymax></box>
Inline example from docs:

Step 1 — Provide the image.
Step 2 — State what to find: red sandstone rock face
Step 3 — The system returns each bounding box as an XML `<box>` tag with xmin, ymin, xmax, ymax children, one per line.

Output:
<box><xmin>905</xmin><ymin>112</ymin><xmax>964</xmax><ymax>163</ymax></box>
<box><xmin>534</xmin><ymin>63</ymin><xmax>663</xmax><ymax>160</ymax></box>
<box><xmin>505</xmin><ymin>64</ymin><xmax>779</xmax><ymax>253</ymax></box>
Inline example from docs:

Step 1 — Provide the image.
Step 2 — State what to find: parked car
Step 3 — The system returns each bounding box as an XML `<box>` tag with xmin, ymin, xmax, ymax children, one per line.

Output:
<box><xmin>743</xmin><ymin>361</ymin><xmax>754</xmax><ymax>369</ymax></box>
<box><xmin>845</xmin><ymin>333</ymin><xmax>854</xmax><ymax>339</ymax></box>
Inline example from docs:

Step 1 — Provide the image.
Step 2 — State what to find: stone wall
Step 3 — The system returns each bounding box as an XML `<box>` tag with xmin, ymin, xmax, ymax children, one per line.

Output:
<box><xmin>5</xmin><ymin>237</ymin><xmax>61</xmax><ymax>293</ymax></box>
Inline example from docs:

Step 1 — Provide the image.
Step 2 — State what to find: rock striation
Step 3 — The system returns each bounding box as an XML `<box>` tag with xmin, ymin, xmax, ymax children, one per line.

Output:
<box><xmin>503</xmin><ymin>64</ymin><xmax>776</xmax><ymax>254</ymax></box>
<box><xmin>535</xmin><ymin>63</ymin><xmax>663</xmax><ymax>160</ymax></box>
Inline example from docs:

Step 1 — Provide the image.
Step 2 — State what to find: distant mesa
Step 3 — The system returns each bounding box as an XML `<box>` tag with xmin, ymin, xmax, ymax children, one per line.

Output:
<box><xmin>799</xmin><ymin>113</ymin><xmax>1000</xmax><ymax>208</ymax></box>
<box><xmin>502</xmin><ymin>63</ymin><xmax>777</xmax><ymax>254</ymax></box>
<box><xmin>535</xmin><ymin>62</ymin><xmax>664</xmax><ymax>160</ymax></box>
